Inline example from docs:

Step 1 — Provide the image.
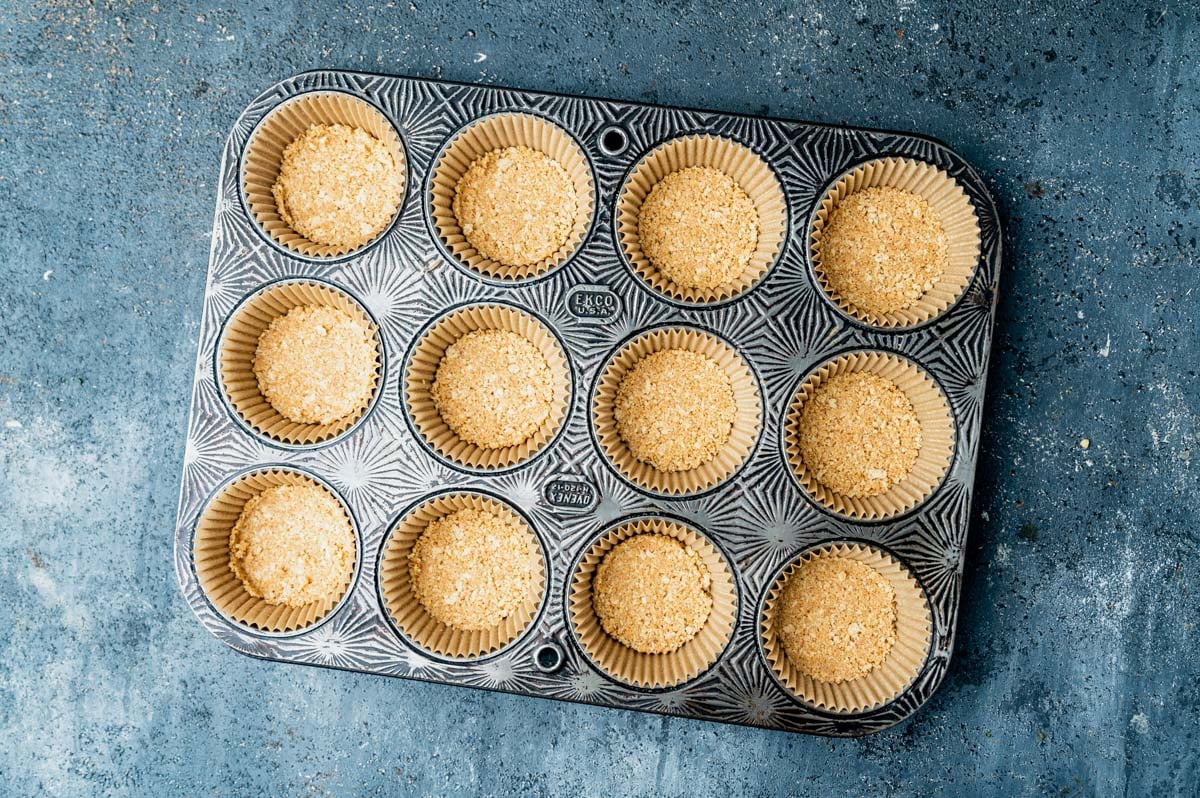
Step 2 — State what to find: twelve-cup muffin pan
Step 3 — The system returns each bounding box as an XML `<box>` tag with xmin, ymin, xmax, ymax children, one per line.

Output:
<box><xmin>174</xmin><ymin>69</ymin><xmax>1003</xmax><ymax>736</ymax></box>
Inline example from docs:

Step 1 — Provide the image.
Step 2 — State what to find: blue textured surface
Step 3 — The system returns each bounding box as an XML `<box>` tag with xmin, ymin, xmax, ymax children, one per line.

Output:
<box><xmin>1</xmin><ymin>1</ymin><xmax>1197</xmax><ymax>796</ymax></box>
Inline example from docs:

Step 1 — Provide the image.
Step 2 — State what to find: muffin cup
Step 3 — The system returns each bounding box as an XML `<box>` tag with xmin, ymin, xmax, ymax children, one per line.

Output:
<box><xmin>761</xmin><ymin>542</ymin><xmax>932</xmax><ymax>714</ymax></box>
<box><xmin>593</xmin><ymin>327</ymin><xmax>761</xmax><ymax>496</ymax></box>
<box><xmin>569</xmin><ymin>518</ymin><xmax>737</xmax><ymax>688</ymax></box>
<box><xmin>785</xmin><ymin>351</ymin><xmax>954</xmax><ymax>521</ymax></box>
<box><xmin>241</xmin><ymin>91</ymin><xmax>407</xmax><ymax>259</ymax></box>
<box><xmin>810</xmin><ymin>157</ymin><xmax>981</xmax><ymax>328</ymax></box>
<box><xmin>429</xmin><ymin>112</ymin><xmax>595</xmax><ymax>281</ymax></box>
<box><xmin>617</xmin><ymin>134</ymin><xmax>787</xmax><ymax>304</ymax></box>
<box><xmin>404</xmin><ymin>303</ymin><xmax>571</xmax><ymax>470</ymax></box>
<box><xmin>378</xmin><ymin>492</ymin><xmax>547</xmax><ymax>659</ymax></box>
<box><xmin>193</xmin><ymin>468</ymin><xmax>358</xmax><ymax>634</ymax></box>
<box><xmin>217</xmin><ymin>279</ymin><xmax>383</xmax><ymax>447</ymax></box>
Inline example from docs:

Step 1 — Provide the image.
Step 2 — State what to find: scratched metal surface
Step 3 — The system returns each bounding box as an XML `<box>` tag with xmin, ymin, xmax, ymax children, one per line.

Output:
<box><xmin>173</xmin><ymin>69</ymin><xmax>1002</xmax><ymax>736</ymax></box>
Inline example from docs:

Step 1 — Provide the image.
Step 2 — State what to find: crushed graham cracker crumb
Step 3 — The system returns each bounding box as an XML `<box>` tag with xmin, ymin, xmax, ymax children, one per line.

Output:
<box><xmin>593</xmin><ymin>532</ymin><xmax>713</xmax><ymax>654</ymax></box>
<box><xmin>638</xmin><ymin>166</ymin><xmax>759</xmax><ymax>291</ymax></box>
<box><xmin>796</xmin><ymin>371</ymin><xmax>921</xmax><ymax>498</ymax></box>
<box><xmin>453</xmin><ymin>146</ymin><xmax>577</xmax><ymax>267</ymax></box>
<box><xmin>271</xmin><ymin>123</ymin><xmax>404</xmax><ymax>250</ymax></box>
<box><xmin>408</xmin><ymin>507</ymin><xmax>540</xmax><ymax>631</ymax></box>
<box><xmin>253</xmin><ymin>304</ymin><xmax>376</xmax><ymax>425</ymax></box>
<box><xmin>614</xmin><ymin>349</ymin><xmax>736</xmax><ymax>472</ymax></box>
<box><xmin>228</xmin><ymin>484</ymin><xmax>354</xmax><ymax>608</ymax></box>
<box><xmin>430</xmin><ymin>329</ymin><xmax>555</xmax><ymax>449</ymax></box>
<box><xmin>819</xmin><ymin>186</ymin><xmax>949</xmax><ymax>315</ymax></box>
<box><xmin>776</xmin><ymin>555</ymin><xmax>897</xmax><ymax>683</ymax></box>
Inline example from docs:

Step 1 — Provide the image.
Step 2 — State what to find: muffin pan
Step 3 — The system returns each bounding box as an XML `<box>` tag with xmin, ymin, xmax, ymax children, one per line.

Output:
<box><xmin>174</xmin><ymin>70</ymin><xmax>1002</xmax><ymax>736</ymax></box>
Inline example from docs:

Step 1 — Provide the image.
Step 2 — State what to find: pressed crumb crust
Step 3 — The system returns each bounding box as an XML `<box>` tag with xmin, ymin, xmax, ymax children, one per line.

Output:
<box><xmin>776</xmin><ymin>555</ymin><xmax>898</xmax><ymax>684</ymax></box>
<box><xmin>592</xmin><ymin>532</ymin><xmax>713</xmax><ymax>654</ymax></box>
<box><xmin>430</xmin><ymin>329</ymin><xmax>555</xmax><ymax>449</ymax></box>
<box><xmin>228</xmin><ymin>484</ymin><xmax>354</xmax><ymax>608</ymax></box>
<box><xmin>819</xmin><ymin>186</ymin><xmax>949</xmax><ymax>316</ymax></box>
<box><xmin>253</xmin><ymin>304</ymin><xmax>376</xmax><ymax>425</ymax></box>
<box><xmin>614</xmin><ymin>349</ymin><xmax>736</xmax><ymax>472</ymax></box>
<box><xmin>408</xmin><ymin>507</ymin><xmax>540</xmax><ymax>631</ymax></box>
<box><xmin>271</xmin><ymin>123</ymin><xmax>404</xmax><ymax>250</ymax></box>
<box><xmin>452</xmin><ymin>146</ymin><xmax>577</xmax><ymax>267</ymax></box>
<box><xmin>796</xmin><ymin>372</ymin><xmax>922</xmax><ymax>498</ymax></box>
<box><xmin>638</xmin><ymin>166</ymin><xmax>758</xmax><ymax>292</ymax></box>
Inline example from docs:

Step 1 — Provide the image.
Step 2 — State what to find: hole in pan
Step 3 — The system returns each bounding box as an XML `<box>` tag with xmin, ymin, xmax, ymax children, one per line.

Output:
<box><xmin>534</xmin><ymin>642</ymin><xmax>564</xmax><ymax>673</ymax></box>
<box><xmin>598</xmin><ymin>125</ymin><xmax>630</xmax><ymax>157</ymax></box>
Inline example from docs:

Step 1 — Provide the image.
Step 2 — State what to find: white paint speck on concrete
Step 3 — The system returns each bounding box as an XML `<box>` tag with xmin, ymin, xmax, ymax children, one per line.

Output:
<box><xmin>28</xmin><ymin>567</ymin><xmax>91</xmax><ymax>634</ymax></box>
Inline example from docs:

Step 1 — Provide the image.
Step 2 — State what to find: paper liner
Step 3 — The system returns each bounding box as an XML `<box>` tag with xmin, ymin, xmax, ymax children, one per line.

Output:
<box><xmin>761</xmin><ymin>542</ymin><xmax>932</xmax><ymax>714</ymax></box>
<box><xmin>218</xmin><ymin>279</ymin><xmax>383</xmax><ymax>446</ymax></box>
<box><xmin>784</xmin><ymin>351</ymin><xmax>954</xmax><ymax>521</ymax></box>
<box><xmin>593</xmin><ymin>327</ymin><xmax>761</xmax><ymax>495</ymax></box>
<box><xmin>569</xmin><ymin>519</ymin><xmax>737</xmax><ymax>688</ymax></box>
<box><xmin>378</xmin><ymin>492</ymin><xmax>546</xmax><ymax>659</ymax></box>
<box><xmin>404</xmin><ymin>304</ymin><xmax>570</xmax><ymax>470</ymax></box>
<box><xmin>616</xmin><ymin>134</ymin><xmax>786</xmax><ymax>304</ymax></box>
<box><xmin>193</xmin><ymin>468</ymin><xmax>358</xmax><ymax>634</ymax></box>
<box><xmin>241</xmin><ymin>91</ymin><xmax>407</xmax><ymax>259</ymax></box>
<box><xmin>809</xmin><ymin>157</ymin><xmax>981</xmax><ymax>328</ymax></box>
<box><xmin>429</xmin><ymin>113</ymin><xmax>595</xmax><ymax>280</ymax></box>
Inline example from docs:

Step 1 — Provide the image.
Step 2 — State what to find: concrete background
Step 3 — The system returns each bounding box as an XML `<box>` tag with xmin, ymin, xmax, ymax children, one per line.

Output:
<box><xmin>1</xmin><ymin>1</ymin><xmax>1197</xmax><ymax>795</ymax></box>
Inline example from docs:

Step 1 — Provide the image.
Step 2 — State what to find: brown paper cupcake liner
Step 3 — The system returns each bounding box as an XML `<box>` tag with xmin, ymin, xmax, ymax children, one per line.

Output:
<box><xmin>218</xmin><ymin>279</ymin><xmax>383</xmax><ymax>447</ymax></box>
<box><xmin>429</xmin><ymin>112</ymin><xmax>595</xmax><ymax>281</ymax></box>
<box><xmin>404</xmin><ymin>303</ymin><xmax>571</xmax><ymax>470</ymax></box>
<box><xmin>569</xmin><ymin>518</ymin><xmax>737</xmax><ymax>688</ymax></box>
<box><xmin>593</xmin><ymin>327</ymin><xmax>761</xmax><ymax>496</ymax></box>
<box><xmin>193</xmin><ymin>468</ymin><xmax>359</xmax><ymax>634</ymax></box>
<box><xmin>241</xmin><ymin>91</ymin><xmax>407</xmax><ymax>259</ymax></box>
<box><xmin>761</xmin><ymin>542</ymin><xmax>932</xmax><ymax>714</ymax></box>
<box><xmin>616</xmin><ymin>134</ymin><xmax>787</xmax><ymax>304</ymax></box>
<box><xmin>784</xmin><ymin>351</ymin><xmax>954</xmax><ymax>521</ymax></box>
<box><xmin>810</xmin><ymin>157</ymin><xmax>981</xmax><ymax>328</ymax></box>
<box><xmin>378</xmin><ymin>492</ymin><xmax>546</xmax><ymax>659</ymax></box>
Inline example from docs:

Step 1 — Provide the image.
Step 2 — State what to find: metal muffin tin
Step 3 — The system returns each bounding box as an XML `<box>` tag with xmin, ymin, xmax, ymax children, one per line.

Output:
<box><xmin>174</xmin><ymin>69</ymin><xmax>1002</xmax><ymax>736</ymax></box>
